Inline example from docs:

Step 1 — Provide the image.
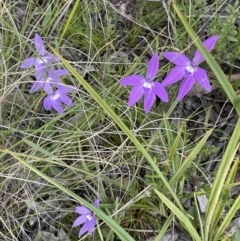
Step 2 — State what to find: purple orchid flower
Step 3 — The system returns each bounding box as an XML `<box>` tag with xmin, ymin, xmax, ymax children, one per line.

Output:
<box><xmin>20</xmin><ymin>33</ymin><xmax>59</xmax><ymax>71</ymax></box>
<box><xmin>43</xmin><ymin>86</ymin><xmax>75</xmax><ymax>114</ymax></box>
<box><xmin>73</xmin><ymin>199</ymin><xmax>100</xmax><ymax>238</ymax></box>
<box><xmin>120</xmin><ymin>54</ymin><xmax>168</xmax><ymax>113</ymax></box>
<box><xmin>30</xmin><ymin>69</ymin><xmax>68</xmax><ymax>94</ymax></box>
<box><xmin>162</xmin><ymin>35</ymin><xmax>218</xmax><ymax>100</ymax></box>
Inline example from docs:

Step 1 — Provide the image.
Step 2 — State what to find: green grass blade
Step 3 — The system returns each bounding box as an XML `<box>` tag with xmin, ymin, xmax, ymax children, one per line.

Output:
<box><xmin>194</xmin><ymin>192</ymin><xmax>204</xmax><ymax>240</ymax></box>
<box><xmin>213</xmin><ymin>194</ymin><xmax>240</xmax><ymax>241</ymax></box>
<box><xmin>169</xmin><ymin>129</ymin><xmax>212</xmax><ymax>187</ymax></box>
<box><xmin>50</xmin><ymin>47</ymin><xmax>184</xmax><ymax>211</ymax></box>
<box><xmin>154</xmin><ymin>189</ymin><xmax>201</xmax><ymax>241</ymax></box>
<box><xmin>164</xmin><ymin>118</ymin><xmax>181</xmax><ymax>173</ymax></box>
<box><xmin>205</xmin><ymin>120</ymin><xmax>240</xmax><ymax>239</ymax></box>
<box><xmin>59</xmin><ymin>0</ymin><xmax>81</xmax><ymax>44</ymax></box>
<box><xmin>2</xmin><ymin>149</ymin><xmax>135</xmax><ymax>241</ymax></box>
<box><xmin>154</xmin><ymin>214</ymin><xmax>173</xmax><ymax>241</ymax></box>
<box><xmin>211</xmin><ymin>157</ymin><xmax>239</xmax><ymax>232</ymax></box>
<box><xmin>23</xmin><ymin>139</ymin><xmax>55</xmax><ymax>158</ymax></box>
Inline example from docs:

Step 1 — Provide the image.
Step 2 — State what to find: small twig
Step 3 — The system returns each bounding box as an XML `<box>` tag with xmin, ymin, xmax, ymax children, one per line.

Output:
<box><xmin>161</xmin><ymin>0</ymin><xmax>176</xmax><ymax>37</ymax></box>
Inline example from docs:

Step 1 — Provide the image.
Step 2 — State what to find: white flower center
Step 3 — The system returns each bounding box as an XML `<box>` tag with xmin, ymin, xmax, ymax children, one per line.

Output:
<box><xmin>46</xmin><ymin>77</ymin><xmax>52</xmax><ymax>83</ymax></box>
<box><xmin>86</xmin><ymin>214</ymin><xmax>93</xmax><ymax>221</ymax></box>
<box><xmin>36</xmin><ymin>58</ymin><xmax>46</xmax><ymax>65</ymax></box>
<box><xmin>52</xmin><ymin>92</ymin><xmax>60</xmax><ymax>100</ymax></box>
<box><xmin>186</xmin><ymin>65</ymin><xmax>195</xmax><ymax>73</ymax></box>
<box><xmin>143</xmin><ymin>82</ymin><xmax>152</xmax><ymax>89</ymax></box>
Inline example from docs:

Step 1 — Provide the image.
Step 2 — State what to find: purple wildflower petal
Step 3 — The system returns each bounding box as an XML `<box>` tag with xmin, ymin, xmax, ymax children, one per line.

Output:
<box><xmin>33</xmin><ymin>59</ymin><xmax>47</xmax><ymax>71</ymax></box>
<box><xmin>86</xmin><ymin>217</ymin><xmax>96</xmax><ymax>236</ymax></box>
<box><xmin>75</xmin><ymin>206</ymin><xmax>91</xmax><ymax>215</ymax></box>
<box><xmin>59</xmin><ymin>95</ymin><xmax>73</xmax><ymax>107</ymax></box>
<box><xmin>34</xmin><ymin>71</ymin><xmax>56</xmax><ymax>93</ymax></box>
<box><xmin>152</xmin><ymin>82</ymin><xmax>168</xmax><ymax>102</ymax></box>
<box><xmin>178</xmin><ymin>76</ymin><xmax>195</xmax><ymax>100</ymax></box>
<box><xmin>35</xmin><ymin>56</ymin><xmax>53</xmax><ymax>68</ymax></box>
<box><xmin>34</xmin><ymin>56</ymin><xmax>58</xmax><ymax>71</ymax></box>
<box><xmin>57</xmin><ymin>85</ymin><xmax>76</xmax><ymax>94</ymax></box>
<box><xmin>35</xmin><ymin>34</ymin><xmax>45</xmax><ymax>56</ymax></box>
<box><xmin>164</xmin><ymin>52</ymin><xmax>190</xmax><ymax>66</ymax></box>
<box><xmin>72</xmin><ymin>215</ymin><xmax>87</xmax><ymax>228</ymax></box>
<box><xmin>94</xmin><ymin>199</ymin><xmax>101</xmax><ymax>208</ymax></box>
<box><xmin>42</xmin><ymin>55</ymin><xmax>55</xmax><ymax>63</ymax></box>
<box><xmin>20</xmin><ymin>57</ymin><xmax>37</xmax><ymax>68</ymax></box>
<box><xmin>47</xmin><ymin>73</ymin><xmax>63</xmax><ymax>84</ymax></box>
<box><xmin>162</xmin><ymin>66</ymin><xmax>185</xmax><ymax>86</ymax></box>
<box><xmin>73</xmin><ymin>199</ymin><xmax>99</xmax><ymax>238</ymax></box>
<box><xmin>55</xmin><ymin>84</ymin><xmax>71</xmax><ymax>93</ymax></box>
<box><xmin>193</xmin><ymin>35</ymin><xmax>219</xmax><ymax>65</ymax></box>
<box><xmin>35</xmin><ymin>63</ymin><xmax>47</xmax><ymax>73</ymax></box>
<box><xmin>43</xmin><ymin>96</ymin><xmax>52</xmax><ymax>110</ymax></box>
<box><xmin>43</xmin><ymin>83</ymin><xmax>54</xmax><ymax>93</ymax></box>
<box><xmin>52</xmin><ymin>99</ymin><xmax>64</xmax><ymax>113</ymax></box>
<box><xmin>54</xmin><ymin>69</ymin><xmax>69</xmax><ymax>76</ymax></box>
<box><xmin>120</xmin><ymin>75</ymin><xmax>144</xmax><ymax>86</ymax></box>
<box><xmin>35</xmin><ymin>68</ymin><xmax>46</xmax><ymax>80</ymax></box>
<box><xmin>194</xmin><ymin>67</ymin><xmax>211</xmax><ymax>91</ymax></box>
<box><xmin>79</xmin><ymin>220</ymin><xmax>92</xmax><ymax>237</ymax></box>
<box><xmin>44</xmin><ymin>77</ymin><xmax>56</xmax><ymax>85</ymax></box>
<box><xmin>147</xmin><ymin>54</ymin><xmax>159</xmax><ymax>80</ymax></box>
<box><xmin>47</xmin><ymin>53</ymin><xmax>59</xmax><ymax>63</ymax></box>
<box><xmin>128</xmin><ymin>85</ymin><xmax>144</xmax><ymax>106</ymax></box>
<box><xmin>30</xmin><ymin>82</ymin><xmax>43</xmax><ymax>93</ymax></box>
<box><xmin>144</xmin><ymin>89</ymin><xmax>155</xmax><ymax>113</ymax></box>
<box><xmin>36</xmin><ymin>70</ymin><xmax>63</xmax><ymax>87</ymax></box>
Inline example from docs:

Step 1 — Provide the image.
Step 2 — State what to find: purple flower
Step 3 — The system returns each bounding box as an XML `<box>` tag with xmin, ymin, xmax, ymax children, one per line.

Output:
<box><xmin>30</xmin><ymin>69</ymin><xmax>68</xmax><ymax>94</ymax></box>
<box><xmin>120</xmin><ymin>54</ymin><xmax>168</xmax><ymax>113</ymax></box>
<box><xmin>43</xmin><ymin>86</ymin><xmax>75</xmax><ymax>114</ymax></box>
<box><xmin>73</xmin><ymin>199</ymin><xmax>100</xmax><ymax>238</ymax></box>
<box><xmin>20</xmin><ymin>33</ymin><xmax>59</xmax><ymax>71</ymax></box>
<box><xmin>20</xmin><ymin>33</ymin><xmax>74</xmax><ymax>113</ymax></box>
<box><xmin>162</xmin><ymin>35</ymin><xmax>218</xmax><ymax>100</ymax></box>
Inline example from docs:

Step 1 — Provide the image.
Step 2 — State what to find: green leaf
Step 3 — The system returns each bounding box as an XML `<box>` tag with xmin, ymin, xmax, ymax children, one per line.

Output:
<box><xmin>164</xmin><ymin>118</ymin><xmax>181</xmax><ymax>173</ymax></box>
<box><xmin>154</xmin><ymin>189</ymin><xmax>201</xmax><ymax>241</ymax></box>
<box><xmin>154</xmin><ymin>214</ymin><xmax>173</xmax><ymax>241</ymax></box>
<box><xmin>214</xmin><ymin>194</ymin><xmax>240</xmax><ymax>241</ymax></box>
<box><xmin>205</xmin><ymin>122</ymin><xmax>240</xmax><ymax>239</ymax></box>
<box><xmin>169</xmin><ymin>129</ymin><xmax>212</xmax><ymax>187</ymax></box>
<box><xmin>211</xmin><ymin>157</ymin><xmax>239</xmax><ymax>230</ymax></box>
<box><xmin>42</xmin><ymin>6</ymin><xmax>52</xmax><ymax>28</ymax></box>
<box><xmin>23</xmin><ymin>139</ymin><xmax>55</xmax><ymax>158</ymax></box>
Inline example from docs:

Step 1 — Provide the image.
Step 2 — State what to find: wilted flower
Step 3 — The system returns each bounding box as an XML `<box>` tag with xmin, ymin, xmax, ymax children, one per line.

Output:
<box><xmin>120</xmin><ymin>54</ymin><xmax>168</xmax><ymax>113</ymax></box>
<box><xmin>73</xmin><ymin>199</ymin><xmax>100</xmax><ymax>238</ymax></box>
<box><xmin>20</xmin><ymin>33</ymin><xmax>59</xmax><ymax>71</ymax></box>
<box><xmin>43</xmin><ymin>86</ymin><xmax>75</xmax><ymax>114</ymax></box>
<box><xmin>162</xmin><ymin>35</ymin><xmax>218</xmax><ymax>100</ymax></box>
